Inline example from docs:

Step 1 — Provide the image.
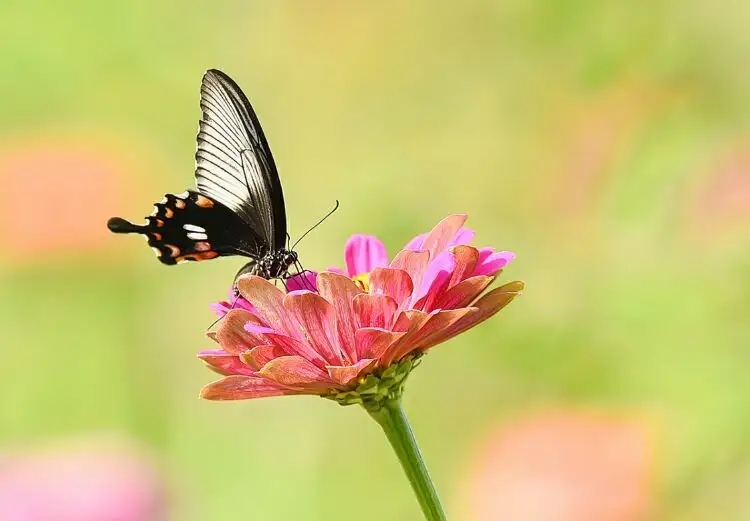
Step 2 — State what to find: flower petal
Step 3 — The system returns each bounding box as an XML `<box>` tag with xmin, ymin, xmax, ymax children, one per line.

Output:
<box><xmin>369</xmin><ymin>267</ymin><xmax>414</xmax><ymax>309</ymax></box>
<box><xmin>236</xmin><ymin>276</ymin><xmax>297</xmax><ymax>337</ymax></box>
<box><xmin>316</xmin><ymin>272</ymin><xmax>363</xmax><ymax>363</ymax></box>
<box><xmin>434</xmin><ymin>275</ymin><xmax>494</xmax><ymax>309</ymax></box>
<box><xmin>420</xmin><ymin>214</ymin><xmax>468</xmax><ymax>259</ymax></box>
<box><xmin>287</xmin><ymin>271</ymin><xmax>318</xmax><ymax>292</ymax></box>
<box><xmin>326</xmin><ymin>358</ymin><xmax>376</xmax><ymax>386</ymax></box>
<box><xmin>390</xmin><ymin>249</ymin><xmax>429</xmax><ymax>303</ymax></box>
<box><xmin>244</xmin><ymin>323</ymin><xmax>327</xmax><ymax>365</ymax></box>
<box><xmin>354</xmin><ymin>327</ymin><xmax>407</xmax><ymax>359</ymax></box>
<box><xmin>258</xmin><ymin>355</ymin><xmax>334</xmax><ymax>391</ymax></box>
<box><xmin>198</xmin><ymin>350</ymin><xmax>254</xmax><ymax>376</ymax></box>
<box><xmin>453</xmin><ymin>227</ymin><xmax>476</xmax><ymax>246</ymax></box>
<box><xmin>414</xmin><ymin>250</ymin><xmax>456</xmax><ymax>310</ymax></box>
<box><xmin>448</xmin><ymin>245</ymin><xmax>480</xmax><ymax>287</ymax></box>
<box><xmin>216</xmin><ymin>309</ymin><xmax>266</xmax><ymax>355</ymax></box>
<box><xmin>240</xmin><ymin>344</ymin><xmax>287</xmax><ymax>371</ymax></box>
<box><xmin>387</xmin><ymin>308</ymin><xmax>477</xmax><ymax>361</ymax></box>
<box><xmin>353</xmin><ymin>293</ymin><xmax>398</xmax><ymax>329</ymax></box>
<box><xmin>283</xmin><ymin>291</ymin><xmax>343</xmax><ymax>365</ymax></box>
<box><xmin>200</xmin><ymin>375</ymin><xmax>295</xmax><ymax>400</ymax></box>
<box><xmin>435</xmin><ymin>280</ymin><xmax>524</xmax><ymax>343</ymax></box>
<box><xmin>475</xmin><ymin>249</ymin><xmax>515</xmax><ymax>276</ymax></box>
<box><xmin>404</xmin><ymin>232</ymin><xmax>427</xmax><ymax>250</ymax></box>
<box><xmin>381</xmin><ymin>310</ymin><xmax>433</xmax><ymax>365</ymax></box>
<box><xmin>344</xmin><ymin>234</ymin><xmax>388</xmax><ymax>276</ymax></box>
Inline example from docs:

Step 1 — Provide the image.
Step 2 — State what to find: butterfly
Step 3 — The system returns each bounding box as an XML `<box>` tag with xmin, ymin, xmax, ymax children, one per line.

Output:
<box><xmin>107</xmin><ymin>69</ymin><xmax>301</xmax><ymax>288</ymax></box>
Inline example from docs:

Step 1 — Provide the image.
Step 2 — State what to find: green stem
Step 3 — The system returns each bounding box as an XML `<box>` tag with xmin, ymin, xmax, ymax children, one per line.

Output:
<box><xmin>368</xmin><ymin>399</ymin><xmax>448</xmax><ymax>521</ymax></box>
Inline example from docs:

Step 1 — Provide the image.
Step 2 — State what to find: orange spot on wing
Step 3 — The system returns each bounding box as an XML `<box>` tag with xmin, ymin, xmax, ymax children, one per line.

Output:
<box><xmin>174</xmin><ymin>199</ymin><xmax>186</xmax><ymax>209</ymax></box>
<box><xmin>195</xmin><ymin>195</ymin><xmax>214</xmax><ymax>208</ymax></box>
<box><xmin>194</xmin><ymin>241</ymin><xmax>212</xmax><ymax>252</ymax></box>
<box><xmin>165</xmin><ymin>244</ymin><xmax>180</xmax><ymax>257</ymax></box>
<box><xmin>151</xmin><ymin>233</ymin><xmax>162</xmax><ymax>241</ymax></box>
<box><xmin>164</xmin><ymin>207</ymin><xmax>174</xmax><ymax>218</ymax></box>
<box><xmin>154</xmin><ymin>219</ymin><xmax>164</xmax><ymax>228</ymax></box>
<box><xmin>176</xmin><ymin>251</ymin><xmax>218</xmax><ymax>262</ymax></box>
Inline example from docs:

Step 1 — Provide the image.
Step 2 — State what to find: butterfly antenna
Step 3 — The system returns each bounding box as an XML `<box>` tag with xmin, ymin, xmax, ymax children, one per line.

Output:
<box><xmin>291</xmin><ymin>200</ymin><xmax>340</xmax><ymax>250</ymax></box>
<box><xmin>205</xmin><ymin>291</ymin><xmax>241</xmax><ymax>331</ymax></box>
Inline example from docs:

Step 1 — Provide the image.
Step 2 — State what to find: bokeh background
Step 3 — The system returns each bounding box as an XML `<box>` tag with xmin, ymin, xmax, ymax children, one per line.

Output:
<box><xmin>1</xmin><ymin>2</ymin><xmax>749</xmax><ymax>520</ymax></box>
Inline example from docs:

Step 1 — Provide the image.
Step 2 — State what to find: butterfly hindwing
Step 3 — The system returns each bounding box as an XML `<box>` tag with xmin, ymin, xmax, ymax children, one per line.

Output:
<box><xmin>107</xmin><ymin>191</ymin><xmax>264</xmax><ymax>265</ymax></box>
<box><xmin>195</xmin><ymin>69</ymin><xmax>287</xmax><ymax>251</ymax></box>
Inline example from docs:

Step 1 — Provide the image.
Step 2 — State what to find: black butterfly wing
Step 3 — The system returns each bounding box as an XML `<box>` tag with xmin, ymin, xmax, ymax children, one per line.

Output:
<box><xmin>195</xmin><ymin>69</ymin><xmax>287</xmax><ymax>252</ymax></box>
<box><xmin>107</xmin><ymin>191</ymin><xmax>260</xmax><ymax>265</ymax></box>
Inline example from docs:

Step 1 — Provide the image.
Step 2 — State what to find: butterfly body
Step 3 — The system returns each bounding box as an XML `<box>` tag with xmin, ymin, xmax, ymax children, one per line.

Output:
<box><xmin>108</xmin><ymin>69</ymin><xmax>299</xmax><ymax>286</ymax></box>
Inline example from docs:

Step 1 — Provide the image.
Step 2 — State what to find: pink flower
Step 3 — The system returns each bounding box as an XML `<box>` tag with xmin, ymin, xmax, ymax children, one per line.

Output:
<box><xmin>199</xmin><ymin>214</ymin><xmax>523</xmax><ymax>405</ymax></box>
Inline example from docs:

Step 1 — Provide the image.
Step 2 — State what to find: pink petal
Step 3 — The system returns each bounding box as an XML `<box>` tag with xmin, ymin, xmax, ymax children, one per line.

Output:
<box><xmin>352</xmin><ymin>293</ymin><xmax>398</xmax><ymax>329</ymax></box>
<box><xmin>414</xmin><ymin>250</ymin><xmax>456</xmax><ymax>311</ymax></box>
<box><xmin>316</xmin><ymin>272</ymin><xmax>363</xmax><ymax>364</ymax></box>
<box><xmin>434</xmin><ymin>275</ymin><xmax>495</xmax><ymax>309</ymax></box>
<box><xmin>200</xmin><ymin>375</ymin><xmax>295</xmax><ymax>400</ymax></box>
<box><xmin>327</xmin><ymin>266</ymin><xmax>346</xmax><ymax>275</ymax></box>
<box><xmin>240</xmin><ymin>344</ymin><xmax>287</xmax><ymax>371</ymax></box>
<box><xmin>390</xmin><ymin>249</ymin><xmax>430</xmax><ymax>303</ymax></box>
<box><xmin>287</xmin><ymin>271</ymin><xmax>318</xmax><ymax>292</ymax></box>
<box><xmin>369</xmin><ymin>267</ymin><xmax>414</xmax><ymax>309</ymax></box>
<box><xmin>475</xmin><ymin>249</ymin><xmax>515</xmax><ymax>276</ymax></box>
<box><xmin>244</xmin><ymin>323</ymin><xmax>327</xmax><ymax>366</ymax></box>
<box><xmin>420</xmin><ymin>214</ymin><xmax>468</xmax><ymax>259</ymax></box>
<box><xmin>436</xmin><ymin>280</ymin><xmax>524</xmax><ymax>343</ymax></box>
<box><xmin>355</xmin><ymin>327</ymin><xmax>406</xmax><ymax>359</ymax></box>
<box><xmin>452</xmin><ymin>227</ymin><xmax>476</xmax><ymax>246</ymax></box>
<box><xmin>448</xmin><ymin>245</ymin><xmax>480</xmax><ymax>287</ymax></box>
<box><xmin>258</xmin><ymin>355</ymin><xmax>334</xmax><ymax>391</ymax></box>
<box><xmin>215</xmin><ymin>309</ymin><xmax>266</xmax><ymax>355</ymax></box>
<box><xmin>344</xmin><ymin>234</ymin><xmax>388</xmax><ymax>276</ymax></box>
<box><xmin>404</xmin><ymin>232</ymin><xmax>427</xmax><ymax>250</ymax></box>
<box><xmin>326</xmin><ymin>358</ymin><xmax>377</xmax><ymax>386</ymax></box>
<box><xmin>283</xmin><ymin>291</ymin><xmax>343</xmax><ymax>365</ymax></box>
<box><xmin>236</xmin><ymin>276</ymin><xmax>297</xmax><ymax>338</ymax></box>
<box><xmin>197</xmin><ymin>350</ymin><xmax>254</xmax><ymax>376</ymax></box>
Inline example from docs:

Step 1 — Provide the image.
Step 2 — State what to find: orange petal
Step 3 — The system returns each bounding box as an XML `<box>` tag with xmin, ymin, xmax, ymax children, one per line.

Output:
<box><xmin>258</xmin><ymin>355</ymin><xmax>334</xmax><ymax>392</ymax></box>
<box><xmin>283</xmin><ymin>292</ymin><xmax>343</xmax><ymax>365</ymax></box>
<box><xmin>352</xmin><ymin>293</ymin><xmax>398</xmax><ymax>329</ymax></box>
<box><xmin>316</xmin><ymin>272</ymin><xmax>362</xmax><ymax>363</ymax></box>
<box><xmin>420</xmin><ymin>214</ymin><xmax>468</xmax><ymax>259</ymax></box>
<box><xmin>434</xmin><ymin>275</ymin><xmax>494</xmax><ymax>310</ymax></box>
<box><xmin>326</xmin><ymin>358</ymin><xmax>377</xmax><ymax>386</ymax></box>
<box><xmin>355</xmin><ymin>328</ymin><xmax>407</xmax><ymax>359</ymax></box>
<box><xmin>390</xmin><ymin>307</ymin><xmax>477</xmax><ymax>360</ymax></box>
<box><xmin>381</xmin><ymin>310</ymin><xmax>433</xmax><ymax>365</ymax></box>
<box><xmin>215</xmin><ymin>309</ymin><xmax>265</xmax><ymax>355</ymax></box>
<box><xmin>389</xmin><ymin>249</ymin><xmax>429</xmax><ymax>303</ymax></box>
<box><xmin>448</xmin><ymin>245</ymin><xmax>480</xmax><ymax>287</ymax></box>
<box><xmin>240</xmin><ymin>345</ymin><xmax>287</xmax><ymax>371</ymax></box>
<box><xmin>369</xmin><ymin>267</ymin><xmax>414</xmax><ymax>309</ymax></box>
<box><xmin>200</xmin><ymin>375</ymin><xmax>295</xmax><ymax>400</ymax></box>
<box><xmin>236</xmin><ymin>276</ymin><xmax>295</xmax><ymax>336</ymax></box>
<box><xmin>437</xmin><ymin>280</ymin><xmax>524</xmax><ymax>343</ymax></box>
<box><xmin>198</xmin><ymin>350</ymin><xmax>254</xmax><ymax>376</ymax></box>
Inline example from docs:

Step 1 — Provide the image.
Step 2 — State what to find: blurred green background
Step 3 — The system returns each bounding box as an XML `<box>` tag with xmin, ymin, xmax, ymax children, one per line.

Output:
<box><xmin>1</xmin><ymin>1</ymin><xmax>749</xmax><ymax>520</ymax></box>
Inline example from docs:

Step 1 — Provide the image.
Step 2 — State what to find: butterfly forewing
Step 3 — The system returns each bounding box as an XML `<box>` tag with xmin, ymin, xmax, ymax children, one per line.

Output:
<box><xmin>196</xmin><ymin>69</ymin><xmax>287</xmax><ymax>251</ymax></box>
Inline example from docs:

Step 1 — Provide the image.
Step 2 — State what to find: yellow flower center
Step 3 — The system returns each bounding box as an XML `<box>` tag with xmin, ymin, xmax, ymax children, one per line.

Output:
<box><xmin>352</xmin><ymin>272</ymin><xmax>371</xmax><ymax>292</ymax></box>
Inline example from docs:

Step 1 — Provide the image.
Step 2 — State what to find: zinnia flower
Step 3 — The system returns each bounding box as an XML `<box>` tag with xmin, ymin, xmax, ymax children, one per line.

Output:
<box><xmin>199</xmin><ymin>214</ymin><xmax>523</xmax><ymax>408</ymax></box>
